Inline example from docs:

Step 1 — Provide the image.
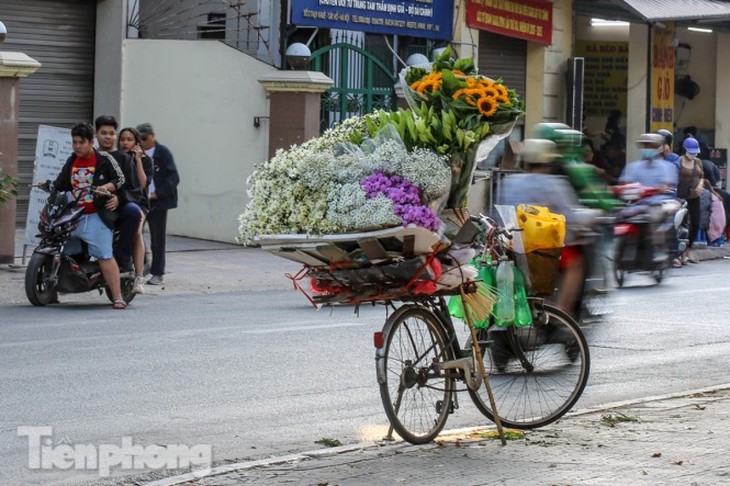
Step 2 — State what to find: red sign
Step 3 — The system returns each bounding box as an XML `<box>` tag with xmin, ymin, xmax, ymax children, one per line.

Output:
<box><xmin>466</xmin><ymin>0</ymin><xmax>553</xmax><ymax>45</ymax></box>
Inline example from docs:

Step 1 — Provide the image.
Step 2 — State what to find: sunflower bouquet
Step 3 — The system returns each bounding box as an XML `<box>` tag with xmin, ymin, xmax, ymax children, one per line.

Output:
<box><xmin>399</xmin><ymin>47</ymin><xmax>525</xmax><ymax>208</ymax></box>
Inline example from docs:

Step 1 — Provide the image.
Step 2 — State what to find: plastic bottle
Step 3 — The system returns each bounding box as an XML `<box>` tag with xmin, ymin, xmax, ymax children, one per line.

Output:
<box><xmin>494</xmin><ymin>257</ymin><xmax>515</xmax><ymax>325</ymax></box>
<box><xmin>477</xmin><ymin>254</ymin><xmax>494</xmax><ymax>288</ymax></box>
<box><xmin>513</xmin><ymin>266</ymin><xmax>532</xmax><ymax>327</ymax></box>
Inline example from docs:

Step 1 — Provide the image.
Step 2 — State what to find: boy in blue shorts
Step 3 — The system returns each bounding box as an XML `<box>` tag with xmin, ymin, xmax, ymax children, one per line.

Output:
<box><xmin>45</xmin><ymin>123</ymin><xmax>127</xmax><ymax>308</ymax></box>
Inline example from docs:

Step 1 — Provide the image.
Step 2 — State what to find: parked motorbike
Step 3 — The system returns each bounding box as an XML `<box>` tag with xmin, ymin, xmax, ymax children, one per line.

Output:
<box><xmin>611</xmin><ymin>183</ymin><xmax>689</xmax><ymax>287</ymax></box>
<box><xmin>25</xmin><ymin>186</ymin><xmax>136</xmax><ymax>306</ymax></box>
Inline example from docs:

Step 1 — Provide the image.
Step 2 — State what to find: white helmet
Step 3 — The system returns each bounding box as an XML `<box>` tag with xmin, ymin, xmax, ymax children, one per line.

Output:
<box><xmin>636</xmin><ymin>133</ymin><xmax>664</xmax><ymax>148</ymax></box>
<box><xmin>520</xmin><ymin>139</ymin><xmax>559</xmax><ymax>164</ymax></box>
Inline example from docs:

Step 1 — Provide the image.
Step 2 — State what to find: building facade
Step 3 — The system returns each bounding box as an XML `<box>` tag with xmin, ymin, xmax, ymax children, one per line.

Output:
<box><xmin>2</xmin><ymin>0</ymin><xmax>729</xmax><ymax>240</ymax></box>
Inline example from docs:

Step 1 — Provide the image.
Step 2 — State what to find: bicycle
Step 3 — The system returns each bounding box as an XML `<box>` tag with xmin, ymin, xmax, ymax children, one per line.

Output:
<box><xmin>374</xmin><ymin>214</ymin><xmax>590</xmax><ymax>444</ymax></box>
<box><xmin>258</xmin><ymin>213</ymin><xmax>590</xmax><ymax>445</ymax></box>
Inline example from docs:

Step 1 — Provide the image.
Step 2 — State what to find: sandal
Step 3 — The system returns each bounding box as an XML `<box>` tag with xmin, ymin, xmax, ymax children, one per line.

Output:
<box><xmin>672</xmin><ymin>258</ymin><xmax>683</xmax><ymax>268</ymax></box>
<box><xmin>112</xmin><ymin>299</ymin><xmax>127</xmax><ymax>310</ymax></box>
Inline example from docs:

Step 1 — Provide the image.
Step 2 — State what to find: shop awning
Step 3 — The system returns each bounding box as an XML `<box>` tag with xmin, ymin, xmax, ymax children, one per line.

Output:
<box><xmin>619</xmin><ymin>0</ymin><xmax>730</xmax><ymax>22</ymax></box>
<box><xmin>575</xmin><ymin>0</ymin><xmax>730</xmax><ymax>23</ymax></box>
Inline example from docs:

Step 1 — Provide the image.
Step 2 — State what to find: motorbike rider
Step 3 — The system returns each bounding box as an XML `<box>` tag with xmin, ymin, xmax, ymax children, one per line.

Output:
<box><xmin>499</xmin><ymin>138</ymin><xmax>599</xmax><ymax>318</ymax></box>
<box><xmin>40</xmin><ymin>123</ymin><xmax>127</xmax><ymax>309</ymax></box>
<box><xmin>618</xmin><ymin>133</ymin><xmax>676</xmax><ymax>263</ymax></box>
<box><xmin>657</xmin><ymin>128</ymin><xmax>680</xmax><ymax>194</ymax></box>
<box><xmin>656</xmin><ymin>128</ymin><xmax>685</xmax><ymax>267</ymax></box>
<box><xmin>94</xmin><ymin>115</ymin><xmax>150</xmax><ymax>293</ymax></box>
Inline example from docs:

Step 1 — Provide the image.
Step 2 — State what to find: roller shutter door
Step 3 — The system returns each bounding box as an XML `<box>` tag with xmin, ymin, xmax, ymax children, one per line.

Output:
<box><xmin>478</xmin><ymin>30</ymin><xmax>527</xmax><ymax>100</ymax></box>
<box><xmin>0</xmin><ymin>0</ymin><xmax>96</xmax><ymax>224</ymax></box>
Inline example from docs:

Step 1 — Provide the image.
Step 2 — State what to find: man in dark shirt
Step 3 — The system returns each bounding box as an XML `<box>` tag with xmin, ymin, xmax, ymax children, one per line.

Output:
<box><xmin>137</xmin><ymin>123</ymin><xmax>180</xmax><ymax>286</ymax></box>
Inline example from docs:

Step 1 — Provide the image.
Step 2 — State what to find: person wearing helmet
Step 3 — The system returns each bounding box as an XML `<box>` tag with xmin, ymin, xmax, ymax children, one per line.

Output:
<box><xmin>619</xmin><ymin>133</ymin><xmax>677</xmax><ymax>263</ymax></box>
<box><xmin>656</xmin><ymin>128</ymin><xmax>683</xmax><ymax>267</ymax></box>
<box><xmin>619</xmin><ymin>133</ymin><xmax>675</xmax><ymax>196</ymax></box>
<box><xmin>677</xmin><ymin>136</ymin><xmax>706</xmax><ymax>263</ymax></box>
<box><xmin>681</xmin><ymin>126</ymin><xmax>710</xmax><ymax>160</ymax></box>
<box><xmin>499</xmin><ymin>139</ymin><xmax>598</xmax><ymax>318</ymax></box>
<box><xmin>657</xmin><ymin>129</ymin><xmax>680</xmax><ymax>190</ymax></box>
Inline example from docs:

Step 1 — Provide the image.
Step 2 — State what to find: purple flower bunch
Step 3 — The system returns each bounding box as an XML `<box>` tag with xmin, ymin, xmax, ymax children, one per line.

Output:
<box><xmin>361</xmin><ymin>171</ymin><xmax>440</xmax><ymax>231</ymax></box>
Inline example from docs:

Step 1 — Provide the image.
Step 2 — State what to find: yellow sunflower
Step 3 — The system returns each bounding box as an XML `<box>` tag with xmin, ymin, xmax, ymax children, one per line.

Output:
<box><xmin>417</xmin><ymin>80</ymin><xmax>440</xmax><ymax>94</ymax></box>
<box><xmin>478</xmin><ymin>78</ymin><xmax>494</xmax><ymax>89</ymax></box>
<box><xmin>494</xmin><ymin>84</ymin><xmax>508</xmax><ymax>97</ymax></box>
<box><xmin>496</xmin><ymin>94</ymin><xmax>511</xmax><ymax>105</ymax></box>
<box><xmin>477</xmin><ymin>97</ymin><xmax>498</xmax><ymax>117</ymax></box>
<box><xmin>482</xmin><ymin>86</ymin><xmax>499</xmax><ymax>98</ymax></box>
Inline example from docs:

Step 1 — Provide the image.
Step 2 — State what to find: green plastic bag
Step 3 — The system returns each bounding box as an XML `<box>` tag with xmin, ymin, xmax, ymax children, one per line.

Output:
<box><xmin>448</xmin><ymin>256</ymin><xmax>494</xmax><ymax>329</ymax></box>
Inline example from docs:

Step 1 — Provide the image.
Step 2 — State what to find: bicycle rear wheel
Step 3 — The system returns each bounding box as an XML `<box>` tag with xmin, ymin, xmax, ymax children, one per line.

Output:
<box><xmin>376</xmin><ymin>305</ymin><xmax>454</xmax><ymax>444</ymax></box>
<box><xmin>468</xmin><ymin>298</ymin><xmax>590</xmax><ymax>429</ymax></box>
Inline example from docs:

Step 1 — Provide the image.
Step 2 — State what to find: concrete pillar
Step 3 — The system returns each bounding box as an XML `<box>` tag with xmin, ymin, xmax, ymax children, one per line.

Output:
<box><xmin>0</xmin><ymin>52</ymin><xmax>40</xmax><ymax>264</ymax></box>
<box><xmin>715</xmin><ymin>32</ymin><xmax>730</xmax><ymax>190</ymax></box>
<box><xmin>258</xmin><ymin>71</ymin><xmax>333</xmax><ymax>156</ymax></box>
<box><xmin>626</xmin><ymin>23</ymin><xmax>650</xmax><ymax>163</ymax></box>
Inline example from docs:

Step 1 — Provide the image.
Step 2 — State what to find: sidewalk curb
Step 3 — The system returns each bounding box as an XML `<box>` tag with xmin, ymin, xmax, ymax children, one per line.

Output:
<box><xmin>144</xmin><ymin>382</ymin><xmax>730</xmax><ymax>486</ymax></box>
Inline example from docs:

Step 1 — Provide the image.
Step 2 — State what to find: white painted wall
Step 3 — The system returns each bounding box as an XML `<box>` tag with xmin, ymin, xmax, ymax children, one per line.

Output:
<box><xmin>541</xmin><ymin>0</ymin><xmax>572</xmax><ymax>124</ymax></box>
<box><xmin>120</xmin><ymin>39</ymin><xmax>277</xmax><ymax>242</ymax></box>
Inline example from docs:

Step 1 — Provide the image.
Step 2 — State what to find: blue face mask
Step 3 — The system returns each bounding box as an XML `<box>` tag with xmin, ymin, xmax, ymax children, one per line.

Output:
<box><xmin>640</xmin><ymin>148</ymin><xmax>658</xmax><ymax>159</ymax></box>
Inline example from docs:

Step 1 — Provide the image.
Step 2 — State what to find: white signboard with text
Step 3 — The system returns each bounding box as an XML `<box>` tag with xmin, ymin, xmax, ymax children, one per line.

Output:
<box><xmin>24</xmin><ymin>125</ymin><xmax>73</xmax><ymax>246</ymax></box>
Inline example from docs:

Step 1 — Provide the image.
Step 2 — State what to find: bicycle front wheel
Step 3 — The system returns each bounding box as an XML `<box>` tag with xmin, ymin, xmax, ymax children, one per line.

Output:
<box><xmin>468</xmin><ymin>299</ymin><xmax>590</xmax><ymax>429</ymax></box>
<box><xmin>376</xmin><ymin>305</ymin><xmax>454</xmax><ymax>444</ymax></box>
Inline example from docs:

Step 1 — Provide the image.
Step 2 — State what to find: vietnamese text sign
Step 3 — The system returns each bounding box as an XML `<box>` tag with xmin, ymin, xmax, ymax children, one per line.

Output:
<box><xmin>575</xmin><ymin>41</ymin><xmax>628</xmax><ymax>116</ymax></box>
<box><xmin>466</xmin><ymin>0</ymin><xmax>552</xmax><ymax>45</ymax></box>
<box><xmin>651</xmin><ymin>24</ymin><xmax>675</xmax><ymax>132</ymax></box>
<box><xmin>24</xmin><ymin>125</ymin><xmax>73</xmax><ymax>246</ymax></box>
<box><xmin>291</xmin><ymin>0</ymin><xmax>453</xmax><ymax>40</ymax></box>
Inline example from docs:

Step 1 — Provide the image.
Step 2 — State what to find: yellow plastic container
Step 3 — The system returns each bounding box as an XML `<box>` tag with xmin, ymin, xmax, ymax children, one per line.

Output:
<box><xmin>516</xmin><ymin>205</ymin><xmax>566</xmax><ymax>253</ymax></box>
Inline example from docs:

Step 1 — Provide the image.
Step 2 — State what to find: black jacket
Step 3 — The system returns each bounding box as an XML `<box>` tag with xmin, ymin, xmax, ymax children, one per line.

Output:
<box><xmin>52</xmin><ymin>149</ymin><xmax>125</xmax><ymax>229</ymax></box>
<box><xmin>111</xmin><ymin>149</ymin><xmax>154</xmax><ymax>211</ymax></box>
<box><xmin>149</xmin><ymin>143</ymin><xmax>180</xmax><ymax>211</ymax></box>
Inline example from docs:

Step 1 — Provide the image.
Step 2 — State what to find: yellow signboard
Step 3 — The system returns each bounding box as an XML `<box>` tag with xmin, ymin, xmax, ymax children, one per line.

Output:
<box><xmin>651</xmin><ymin>24</ymin><xmax>675</xmax><ymax>132</ymax></box>
<box><xmin>575</xmin><ymin>41</ymin><xmax>628</xmax><ymax>116</ymax></box>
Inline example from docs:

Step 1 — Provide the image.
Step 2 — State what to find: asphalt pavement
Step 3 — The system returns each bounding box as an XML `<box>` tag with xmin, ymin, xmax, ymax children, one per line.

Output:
<box><xmin>3</xmin><ymin>229</ymin><xmax>730</xmax><ymax>485</ymax></box>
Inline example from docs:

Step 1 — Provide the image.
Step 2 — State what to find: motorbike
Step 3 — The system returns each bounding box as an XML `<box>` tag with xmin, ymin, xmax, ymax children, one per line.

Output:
<box><xmin>611</xmin><ymin>183</ymin><xmax>689</xmax><ymax>287</ymax></box>
<box><xmin>25</xmin><ymin>187</ymin><xmax>136</xmax><ymax>306</ymax></box>
<box><xmin>573</xmin><ymin>213</ymin><xmax>615</xmax><ymax>325</ymax></box>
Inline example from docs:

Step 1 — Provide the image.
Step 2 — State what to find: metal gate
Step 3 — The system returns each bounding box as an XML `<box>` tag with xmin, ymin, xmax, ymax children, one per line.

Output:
<box><xmin>0</xmin><ymin>0</ymin><xmax>96</xmax><ymax>224</ymax></box>
<box><xmin>310</xmin><ymin>43</ymin><xmax>398</xmax><ymax>132</ymax></box>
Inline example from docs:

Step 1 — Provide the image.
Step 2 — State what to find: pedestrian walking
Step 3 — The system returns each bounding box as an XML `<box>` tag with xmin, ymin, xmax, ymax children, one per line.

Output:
<box><xmin>136</xmin><ymin>123</ymin><xmax>180</xmax><ymax>286</ymax></box>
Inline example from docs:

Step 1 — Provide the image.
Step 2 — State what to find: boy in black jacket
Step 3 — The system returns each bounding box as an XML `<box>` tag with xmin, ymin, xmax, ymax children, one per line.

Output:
<box><xmin>44</xmin><ymin>123</ymin><xmax>127</xmax><ymax>309</ymax></box>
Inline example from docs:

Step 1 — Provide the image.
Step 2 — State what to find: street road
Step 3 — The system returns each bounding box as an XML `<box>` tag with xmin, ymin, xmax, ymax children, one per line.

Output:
<box><xmin>1</xmin><ymin>261</ymin><xmax>729</xmax><ymax>485</ymax></box>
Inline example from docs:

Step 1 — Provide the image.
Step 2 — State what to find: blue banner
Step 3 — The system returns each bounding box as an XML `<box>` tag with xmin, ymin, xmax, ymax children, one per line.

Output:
<box><xmin>291</xmin><ymin>0</ymin><xmax>453</xmax><ymax>40</ymax></box>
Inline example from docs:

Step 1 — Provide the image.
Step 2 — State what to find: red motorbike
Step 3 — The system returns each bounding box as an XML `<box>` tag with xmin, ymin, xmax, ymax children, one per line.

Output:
<box><xmin>611</xmin><ymin>183</ymin><xmax>688</xmax><ymax>287</ymax></box>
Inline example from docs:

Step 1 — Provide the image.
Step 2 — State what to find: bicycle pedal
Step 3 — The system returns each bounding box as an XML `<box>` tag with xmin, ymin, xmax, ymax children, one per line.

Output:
<box><xmin>436</xmin><ymin>399</ymin><xmax>456</xmax><ymax>415</ymax></box>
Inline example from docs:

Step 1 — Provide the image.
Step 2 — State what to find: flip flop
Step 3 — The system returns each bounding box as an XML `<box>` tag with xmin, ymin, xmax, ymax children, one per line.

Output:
<box><xmin>672</xmin><ymin>259</ymin><xmax>683</xmax><ymax>268</ymax></box>
<box><xmin>112</xmin><ymin>299</ymin><xmax>127</xmax><ymax>310</ymax></box>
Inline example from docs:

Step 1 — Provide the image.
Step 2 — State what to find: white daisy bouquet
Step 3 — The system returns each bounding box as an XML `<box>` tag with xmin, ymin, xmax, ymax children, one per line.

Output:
<box><xmin>237</xmin><ymin>119</ymin><xmax>451</xmax><ymax>244</ymax></box>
